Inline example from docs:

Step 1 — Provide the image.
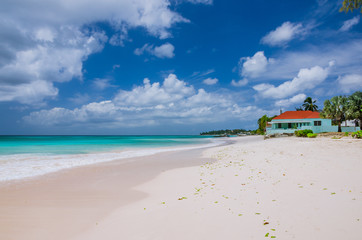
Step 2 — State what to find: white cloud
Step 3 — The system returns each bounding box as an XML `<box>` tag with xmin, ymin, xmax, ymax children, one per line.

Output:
<box><xmin>231</xmin><ymin>79</ymin><xmax>248</xmax><ymax>87</ymax></box>
<box><xmin>253</xmin><ymin>64</ymin><xmax>330</xmax><ymax>99</ymax></box>
<box><xmin>337</xmin><ymin>74</ymin><xmax>362</xmax><ymax>93</ymax></box>
<box><xmin>134</xmin><ymin>43</ymin><xmax>175</xmax><ymax>58</ymax></box>
<box><xmin>92</xmin><ymin>78</ymin><xmax>117</xmax><ymax>90</ymax></box>
<box><xmin>109</xmin><ymin>25</ymin><xmax>129</xmax><ymax>46</ymax></box>
<box><xmin>0</xmin><ymin>0</ymin><xmax>191</xmax><ymax>104</ymax></box>
<box><xmin>134</xmin><ymin>44</ymin><xmax>151</xmax><ymax>56</ymax></box>
<box><xmin>153</xmin><ymin>43</ymin><xmax>175</xmax><ymax>58</ymax></box>
<box><xmin>0</xmin><ymin>28</ymin><xmax>106</xmax><ymax>105</ymax></box>
<box><xmin>340</xmin><ymin>16</ymin><xmax>360</xmax><ymax>32</ymax></box>
<box><xmin>261</xmin><ymin>22</ymin><xmax>307</xmax><ymax>47</ymax></box>
<box><xmin>248</xmin><ymin>39</ymin><xmax>362</xmax><ymax>82</ymax></box>
<box><xmin>0</xmin><ymin>80</ymin><xmax>58</xmax><ymax>105</ymax></box>
<box><xmin>34</xmin><ymin>28</ymin><xmax>56</xmax><ymax>42</ymax></box>
<box><xmin>114</xmin><ymin>74</ymin><xmax>195</xmax><ymax>106</ymax></box>
<box><xmin>203</xmin><ymin>77</ymin><xmax>218</xmax><ymax>85</ymax></box>
<box><xmin>24</xmin><ymin>74</ymin><xmax>266</xmax><ymax>127</ymax></box>
<box><xmin>275</xmin><ymin>93</ymin><xmax>307</xmax><ymax>107</ymax></box>
<box><xmin>239</xmin><ymin>51</ymin><xmax>273</xmax><ymax>78</ymax></box>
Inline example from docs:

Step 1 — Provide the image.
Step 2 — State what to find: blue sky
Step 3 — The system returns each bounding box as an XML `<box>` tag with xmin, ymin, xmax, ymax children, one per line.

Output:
<box><xmin>0</xmin><ymin>0</ymin><xmax>361</xmax><ymax>135</ymax></box>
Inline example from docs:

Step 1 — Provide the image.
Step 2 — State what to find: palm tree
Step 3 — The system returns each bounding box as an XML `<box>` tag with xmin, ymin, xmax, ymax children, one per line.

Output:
<box><xmin>302</xmin><ymin>97</ymin><xmax>318</xmax><ymax>111</ymax></box>
<box><xmin>321</xmin><ymin>96</ymin><xmax>348</xmax><ymax>132</ymax></box>
<box><xmin>346</xmin><ymin>91</ymin><xmax>362</xmax><ymax>127</ymax></box>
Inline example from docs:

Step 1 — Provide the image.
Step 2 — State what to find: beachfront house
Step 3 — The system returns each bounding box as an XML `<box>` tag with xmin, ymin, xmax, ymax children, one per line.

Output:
<box><xmin>266</xmin><ymin>111</ymin><xmax>360</xmax><ymax>135</ymax></box>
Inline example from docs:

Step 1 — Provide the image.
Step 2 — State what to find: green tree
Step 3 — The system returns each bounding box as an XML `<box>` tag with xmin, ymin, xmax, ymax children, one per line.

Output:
<box><xmin>257</xmin><ymin>115</ymin><xmax>275</xmax><ymax>135</ymax></box>
<box><xmin>302</xmin><ymin>97</ymin><xmax>318</xmax><ymax>111</ymax></box>
<box><xmin>340</xmin><ymin>0</ymin><xmax>362</xmax><ymax>13</ymax></box>
<box><xmin>321</xmin><ymin>96</ymin><xmax>348</xmax><ymax>132</ymax></box>
<box><xmin>346</xmin><ymin>91</ymin><xmax>362</xmax><ymax>127</ymax></box>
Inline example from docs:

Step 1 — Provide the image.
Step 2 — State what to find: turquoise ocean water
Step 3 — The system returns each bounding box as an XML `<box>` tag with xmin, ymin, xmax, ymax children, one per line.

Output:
<box><xmin>0</xmin><ymin>135</ymin><xmax>214</xmax><ymax>155</ymax></box>
<box><xmin>0</xmin><ymin>135</ymin><xmax>222</xmax><ymax>182</ymax></box>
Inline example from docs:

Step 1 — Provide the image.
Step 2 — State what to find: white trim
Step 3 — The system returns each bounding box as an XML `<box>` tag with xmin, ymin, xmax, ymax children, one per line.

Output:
<box><xmin>271</xmin><ymin>120</ymin><xmax>311</xmax><ymax>123</ymax></box>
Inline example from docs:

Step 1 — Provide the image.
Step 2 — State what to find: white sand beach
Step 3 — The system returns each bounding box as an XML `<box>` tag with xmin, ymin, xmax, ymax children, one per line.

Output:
<box><xmin>1</xmin><ymin>136</ymin><xmax>361</xmax><ymax>240</ymax></box>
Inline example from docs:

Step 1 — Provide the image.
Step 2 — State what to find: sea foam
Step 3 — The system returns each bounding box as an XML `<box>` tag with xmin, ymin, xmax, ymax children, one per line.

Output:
<box><xmin>0</xmin><ymin>138</ymin><xmax>225</xmax><ymax>182</ymax></box>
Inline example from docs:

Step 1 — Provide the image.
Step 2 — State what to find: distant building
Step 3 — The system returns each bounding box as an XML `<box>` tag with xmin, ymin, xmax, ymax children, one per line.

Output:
<box><xmin>266</xmin><ymin>111</ymin><xmax>360</xmax><ymax>135</ymax></box>
<box><xmin>341</xmin><ymin>119</ymin><xmax>360</xmax><ymax>127</ymax></box>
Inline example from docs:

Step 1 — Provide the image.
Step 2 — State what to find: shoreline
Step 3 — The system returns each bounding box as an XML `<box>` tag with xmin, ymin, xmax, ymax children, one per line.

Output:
<box><xmin>0</xmin><ymin>136</ymin><xmax>251</xmax><ymax>240</ymax></box>
<box><xmin>0</xmin><ymin>136</ymin><xmax>228</xmax><ymax>183</ymax></box>
<box><xmin>1</xmin><ymin>136</ymin><xmax>361</xmax><ymax>240</ymax></box>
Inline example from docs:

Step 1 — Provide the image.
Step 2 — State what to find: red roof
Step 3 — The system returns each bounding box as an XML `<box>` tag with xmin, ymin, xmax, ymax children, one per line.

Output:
<box><xmin>273</xmin><ymin>111</ymin><xmax>320</xmax><ymax>120</ymax></box>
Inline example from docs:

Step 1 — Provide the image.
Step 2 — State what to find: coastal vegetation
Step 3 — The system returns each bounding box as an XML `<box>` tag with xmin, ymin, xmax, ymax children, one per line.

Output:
<box><xmin>302</xmin><ymin>97</ymin><xmax>318</xmax><ymax>111</ymax></box>
<box><xmin>296</xmin><ymin>97</ymin><xmax>319</xmax><ymax>111</ymax></box>
<box><xmin>295</xmin><ymin>129</ymin><xmax>313</xmax><ymax>137</ymax></box>
<box><xmin>307</xmin><ymin>133</ymin><xmax>317</xmax><ymax>138</ymax></box>
<box><xmin>345</xmin><ymin>91</ymin><xmax>362</xmax><ymax>127</ymax></box>
<box><xmin>352</xmin><ymin>130</ymin><xmax>362</xmax><ymax>138</ymax></box>
<box><xmin>321</xmin><ymin>91</ymin><xmax>362</xmax><ymax>132</ymax></box>
<box><xmin>320</xmin><ymin>96</ymin><xmax>347</xmax><ymax>132</ymax></box>
<box><xmin>200</xmin><ymin>129</ymin><xmax>254</xmax><ymax>136</ymax></box>
<box><xmin>256</xmin><ymin>115</ymin><xmax>276</xmax><ymax>135</ymax></box>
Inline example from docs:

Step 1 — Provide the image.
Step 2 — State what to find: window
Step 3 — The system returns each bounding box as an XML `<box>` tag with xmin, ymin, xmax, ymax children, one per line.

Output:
<box><xmin>288</xmin><ymin>123</ymin><xmax>292</xmax><ymax>128</ymax></box>
<box><xmin>314</xmin><ymin>121</ymin><xmax>321</xmax><ymax>126</ymax></box>
<box><xmin>278</xmin><ymin>123</ymin><xmax>282</xmax><ymax>128</ymax></box>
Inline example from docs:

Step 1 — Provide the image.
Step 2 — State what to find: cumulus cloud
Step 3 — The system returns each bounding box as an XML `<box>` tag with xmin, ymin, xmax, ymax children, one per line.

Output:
<box><xmin>231</xmin><ymin>79</ymin><xmax>248</xmax><ymax>87</ymax></box>
<box><xmin>261</xmin><ymin>22</ymin><xmax>307</xmax><ymax>47</ymax></box>
<box><xmin>0</xmin><ymin>28</ymin><xmax>107</xmax><ymax>104</ymax></box>
<box><xmin>0</xmin><ymin>80</ymin><xmax>58</xmax><ymax>105</ymax></box>
<box><xmin>153</xmin><ymin>43</ymin><xmax>175</xmax><ymax>58</ymax></box>
<box><xmin>253</xmin><ymin>63</ymin><xmax>331</xmax><ymax>99</ymax></box>
<box><xmin>0</xmin><ymin>0</ymin><xmax>190</xmax><ymax>104</ymax></box>
<box><xmin>203</xmin><ymin>78</ymin><xmax>218</xmax><ymax>85</ymax></box>
<box><xmin>253</xmin><ymin>39</ymin><xmax>362</xmax><ymax>81</ymax></box>
<box><xmin>275</xmin><ymin>93</ymin><xmax>307</xmax><ymax>107</ymax></box>
<box><xmin>337</xmin><ymin>74</ymin><xmax>362</xmax><ymax>93</ymax></box>
<box><xmin>239</xmin><ymin>51</ymin><xmax>273</xmax><ymax>78</ymax></box>
<box><xmin>114</xmin><ymin>74</ymin><xmax>195</xmax><ymax>106</ymax></box>
<box><xmin>134</xmin><ymin>43</ymin><xmax>175</xmax><ymax>58</ymax></box>
<box><xmin>340</xmin><ymin>16</ymin><xmax>360</xmax><ymax>32</ymax></box>
<box><xmin>24</xmin><ymin>74</ymin><xmax>265</xmax><ymax>127</ymax></box>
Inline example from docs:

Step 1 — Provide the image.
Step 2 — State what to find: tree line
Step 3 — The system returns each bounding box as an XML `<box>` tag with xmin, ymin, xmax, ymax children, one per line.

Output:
<box><xmin>200</xmin><ymin>129</ymin><xmax>253</xmax><ymax>136</ymax></box>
